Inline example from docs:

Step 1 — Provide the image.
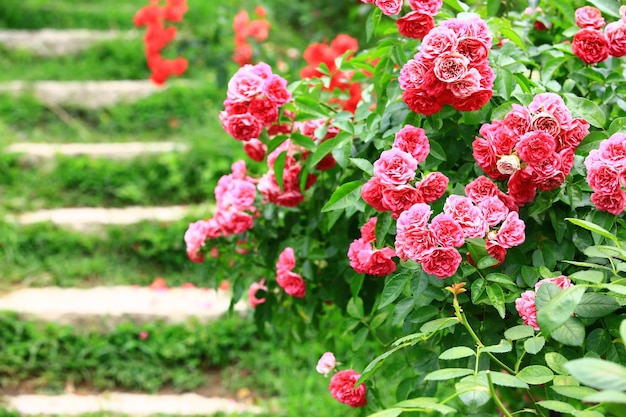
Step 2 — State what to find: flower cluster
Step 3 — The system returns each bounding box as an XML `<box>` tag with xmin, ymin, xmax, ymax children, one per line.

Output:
<box><xmin>515</xmin><ymin>276</ymin><xmax>574</xmax><ymax>330</ymax></box>
<box><xmin>472</xmin><ymin>93</ymin><xmax>590</xmax><ymax>206</ymax></box>
<box><xmin>133</xmin><ymin>0</ymin><xmax>188</xmax><ymax>85</ymax></box>
<box><xmin>276</xmin><ymin>247</ymin><xmax>306</xmax><ymax>298</ymax></box>
<box><xmin>362</xmin><ymin>125</ymin><xmax>449</xmax><ymax>219</ymax></box>
<box><xmin>315</xmin><ymin>352</ymin><xmax>366</xmax><ymax>408</ymax></box>
<box><xmin>232</xmin><ymin>7</ymin><xmax>271</xmax><ymax>66</ymax></box>
<box><xmin>247</xmin><ymin>278</ymin><xmax>268</xmax><ymax>308</ymax></box>
<box><xmin>183</xmin><ymin>161</ymin><xmax>257</xmax><ymax>262</ymax></box>
<box><xmin>348</xmin><ymin>218</ymin><xmax>397</xmax><ymax>276</ymax></box>
<box><xmin>220</xmin><ymin>62</ymin><xmax>291</xmax><ymax>142</ymax></box>
<box><xmin>300</xmin><ymin>34</ymin><xmax>362</xmax><ymax>112</ymax></box>
<box><xmin>572</xmin><ymin>6</ymin><xmax>626</xmax><ymax>64</ymax></box>
<box><xmin>399</xmin><ymin>15</ymin><xmax>494</xmax><ymax>115</ymax></box>
<box><xmin>395</xmin><ymin>187</ymin><xmax>525</xmax><ymax>278</ymax></box>
<box><xmin>585</xmin><ymin>132</ymin><xmax>626</xmax><ymax>214</ymax></box>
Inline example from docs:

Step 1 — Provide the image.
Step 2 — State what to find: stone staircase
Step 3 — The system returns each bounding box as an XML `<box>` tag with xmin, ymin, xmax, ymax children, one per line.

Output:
<box><xmin>0</xmin><ymin>25</ymin><xmax>261</xmax><ymax>417</ymax></box>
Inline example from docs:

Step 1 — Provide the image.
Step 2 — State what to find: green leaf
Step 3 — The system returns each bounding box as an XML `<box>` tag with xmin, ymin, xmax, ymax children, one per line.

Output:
<box><xmin>471</xmin><ymin>279</ymin><xmax>487</xmax><ymax>304</ymax></box>
<box><xmin>321</xmin><ymin>181</ymin><xmax>363</xmax><ymax>212</ymax></box>
<box><xmin>484</xmin><ymin>371</ymin><xmax>529</xmax><ymax>389</ymax></box>
<box><xmin>273</xmin><ymin>151</ymin><xmax>287</xmax><ymax>192</ymax></box>
<box><xmin>486</xmin><ymin>284</ymin><xmax>506</xmax><ymax>319</ymax></box>
<box><xmin>494</xmin><ymin>67</ymin><xmax>514</xmax><ymax>100</ymax></box>
<box><xmin>588</xmin><ymin>0</ymin><xmax>621</xmax><ymax>18</ymax></box>
<box><xmin>584</xmin><ymin>390</ymin><xmax>626</xmax><ymax>404</ymax></box>
<box><xmin>487</xmin><ymin>0</ymin><xmax>501</xmax><ymax>18</ymax></box>
<box><xmin>536</xmin><ymin>284</ymin><xmax>586</xmax><ymax>337</ymax></box>
<box><xmin>545</xmin><ymin>352</ymin><xmax>570</xmax><ymax>375</ymax></box>
<box><xmin>575</xmin><ymin>293</ymin><xmax>620</xmax><ymax>318</ymax></box>
<box><xmin>295</xmin><ymin>96</ymin><xmax>328</xmax><ymax>118</ymax></box>
<box><xmin>564</xmin><ymin>95</ymin><xmax>606</xmax><ymax>128</ymax></box>
<box><xmin>609</xmin><ymin>117</ymin><xmax>626</xmax><ymax>135</ymax></box>
<box><xmin>455</xmin><ymin>375</ymin><xmax>490</xmax><ymax>407</ymax></box>
<box><xmin>481</xmin><ymin>339</ymin><xmax>512</xmax><ymax>353</ymax></box>
<box><xmin>375</xmin><ymin>211</ymin><xmax>393</xmax><ymax>246</ymax></box>
<box><xmin>309</xmin><ymin>133</ymin><xmax>350</xmax><ymax>168</ymax></box>
<box><xmin>439</xmin><ymin>346</ymin><xmax>476</xmax><ymax>360</ymax></box>
<box><xmin>394</xmin><ymin>398</ymin><xmax>457</xmax><ymax>414</ymax></box>
<box><xmin>541</xmin><ymin>57</ymin><xmax>567</xmax><ymax>83</ymax></box>
<box><xmin>504</xmin><ymin>325</ymin><xmax>535</xmax><ymax>341</ymax></box>
<box><xmin>425</xmin><ymin>368</ymin><xmax>474</xmax><ymax>381</ymax></box>
<box><xmin>537</xmin><ymin>400</ymin><xmax>576</xmax><ymax>414</ymax></box>
<box><xmin>565</xmin><ymin>358</ymin><xmax>626</xmax><ymax>391</ymax></box>
<box><xmin>429</xmin><ymin>140</ymin><xmax>447</xmax><ymax>161</ymax></box>
<box><xmin>443</xmin><ymin>0</ymin><xmax>469</xmax><ymax>12</ymax></box>
<box><xmin>352</xmin><ymin>327</ymin><xmax>369</xmax><ymax>351</ymax></box>
<box><xmin>551</xmin><ymin>317</ymin><xmax>586</xmax><ymax>347</ymax></box>
<box><xmin>620</xmin><ymin>319</ymin><xmax>626</xmax><ymax>346</ymax></box>
<box><xmin>420</xmin><ymin>317</ymin><xmax>460</xmax><ymax>334</ymax></box>
<box><xmin>517</xmin><ymin>365</ymin><xmax>555</xmax><ymax>385</ymax></box>
<box><xmin>478</xmin><ymin>256</ymin><xmax>501</xmax><ymax>269</ymax></box>
<box><xmin>568</xmin><ymin>270</ymin><xmax>605</xmax><ymax>284</ymax></box>
<box><xmin>350</xmin><ymin>273</ymin><xmax>365</xmax><ymax>298</ymax></box>
<box><xmin>347</xmin><ymin>297</ymin><xmax>364</xmax><ymax>319</ymax></box>
<box><xmin>499</xmin><ymin>27</ymin><xmax>527</xmax><ymax>52</ymax></box>
<box><xmin>350</xmin><ymin>158</ymin><xmax>374</xmax><ymax>176</ymax></box>
<box><xmin>366</xmin><ymin>8</ymin><xmax>382</xmax><ymax>43</ymax></box>
<box><xmin>367</xmin><ymin>409</ymin><xmax>402</xmax><ymax>417</ymax></box>
<box><xmin>524</xmin><ymin>336</ymin><xmax>546</xmax><ymax>355</ymax></box>
<box><xmin>551</xmin><ymin>385</ymin><xmax>598</xmax><ymax>400</ymax></box>
<box><xmin>378</xmin><ymin>272</ymin><xmax>411</xmax><ymax>310</ymax></box>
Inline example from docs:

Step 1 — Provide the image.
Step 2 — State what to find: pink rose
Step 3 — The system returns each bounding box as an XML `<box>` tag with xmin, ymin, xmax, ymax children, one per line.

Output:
<box><xmin>531</xmin><ymin>112</ymin><xmax>561</xmax><ymax>137</ymax></box>
<box><xmin>473</xmin><ymin>137</ymin><xmax>503</xmax><ymax>180</ymax></box>
<box><xmin>264</xmin><ymin>73</ymin><xmax>292</xmax><ymax>104</ymax></box>
<box><xmin>599</xmin><ymin>133</ymin><xmax>626</xmax><ymax>170</ymax></box>
<box><xmin>496</xmin><ymin>154</ymin><xmax>521</xmax><ymax>176</ymax></box>
<box><xmin>227</xmin><ymin>66</ymin><xmax>264</xmax><ymax>102</ymax></box>
<box><xmin>605</xmin><ymin>21</ymin><xmax>626</xmax><ymax>57</ymax></box>
<box><xmin>572</xmin><ymin>28</ymin><xmax>610</xmax><ymax>64</ymax></box>
<box><xmin>214</xmin><ymin>209</ymin><xmax>254</xmax><ymax>235</ymax></box>
<box><xmin>528</xmin><ymin>93</ymin><xmax>572</xmax><ymax>128</ymax></box>
<box><xmin>516</xmin><ymin>130</ymin><xmax>557</xmax><ymax>164</ymax></box>
<box><xmin>373</xmin><ymin>148</ymin><xmax>418</xmax><ymax>185</ymax></box>
<box><xmin>495</xmin><ymin>211</ymin><xmax>525</xmax><ymax>248</ymax></box>
<box><xmin>276</xmin><ymin>270</ymin><xmax>306</xmax><ymax>298</ymax></box>
<box><xmin>395</xmin><ymin>224</ymin><xmax>436</xmax><ymax>262</ymax></box>
<box><xmin>575</xmin><ymin>6</ymin><xmax>605</xmax><ymax>29</ymax></box>
<box><xmin>396</xmin><ymin>11</ymin><xmax>435</xmax><ymax>40</ymax></box>
<box><xmin>361</xmin><ymin>177</ymin><xmax>391</xmax><ymax>212</ymax></box>
<box><xmin>453</xmin><ymin>89</ymin><xmax>493</xmax><ymax>112</ymax></box>
<box><xmin>449</xmin><ymin>68</ymin><xmax>481</xmax><ymax>98</ymax></box>
<box><xmin>507</xmin><ymin>167</ymin><xmax>537</xmax><ymax>206</ymax></box>
<box><xmin>503</xmin><ymin>104</ymin><xmax>532</xmax><ymax>136</ymax></box>
<box><xmin>421</xmin><ymin>247</ymin><xmax>462</xmax><ymax>278</ymax></box>
<box><xmin>248</xmin><ymin>97</ymin><xmax>278</xmax><ymax>124</ymax></box>
<box><xmin>420</xmin><ymin>27</ymin><xmax>459</xmax><ymax>61</ymax></box>
<box><xmin>184</xmin><ymin>220</ymin><xmax>212</xmax><ymax>262</ymax></box>
<box><xmin>348</xmin><ymin>238</ymin><xmax>373</xmax><ymax>274</ymax></box>
<box><xmin>364</xmin><ymin>247</ymin><xmax>397</xmax><ymax>276</ymax></box>
<box><xmin>535</xmin><ymin>276</ymin><xmax>573</xmax><ymax>292</ymax></box>
<box><xmin>360</xmin><ymin>217</ymin><xmax>378</xmax><ymax>243</ymax></box>
<box><xmin>382</xmin><ymin>184</ymin><xmax>422</xmax><ymax>219</ymax></box>
<box><xmin>396</xmin><ymin>202</ymin><xmax>433</xmax><ymax>230</ymax></box>
<box><xmin>220</xmin><ymin>112</ymin><xmax>264</xmax><ymax>141</ymax></box>
<box><xmin>393</xmin><ymin>125</ymin><xmax>430</xmax><ymax>163</ymax></box>
<box><xmin>465</xmin><ymin>176</ymin><xmax>499</xmax><ymax>203</ymax></box>
<box><xmin>433</xmin><ymin>51</ymin><xmax>469</xmax><ymax>83</ymax></box>
<box><xmin>416</xmin><ymin>171</ymin><xmax>449</xmax><ymax>203</ymax></box>
<box><xmin>486</xmin><ymin>240</ymin><xmax>507</xmax><ymax>266</ymax></box>
<box><xmin>374</xmin><ymin>0</ymin><xmax>402</xmax><ymax>16</ymax></box>
<box><xmin>443</xmin><ymin>16</ymin><xmax>492</xmax><ymax>47</ymax></box>
<box><xmin>402</xmin><ymin>87</ymin><xmax>444</xmax><ymax>116</ymax></box>
<box><xmin>408</xmin><ymin>0</ymin><xmax>443</xmax><ymax>15</ymax></box>
<box><xmin>243</xmin><ymin>138</ymin><xmax>267</xmax><ymax>162</ymax></box>
<box><xmin>515</xmin><ymin>290</ymin><xmax>539</xmax><ymax>330</ymax></box>
<box><xmin>443</xmin><ymin>195</ymin><xmax>488</xmax><ymax>239</ymax></box>
<box><xmin>329</xmin><ymin>370</ymin><xmax>367</xmax><ymax>408</ymax></box>
<box><xmin>591</xmin><ymin>190</ymin><xmax>626</xmax><ymax>215</ymax></box>
<box><xmin>399</xmin><ymin>58</ymin><xmax>430</xmax><ymax>90</ymax></box>
<box><xmin>277</xmin><ymin>247</ymin><xmax>296</xmax><ymax>273</ymax></box>
<box><xmin>429</xmin><ymin>214</ymin><xmax>464</xmax><ymax>248</ymax></box>
<box><xmin>478</xmin><ymin>196</ymin><xmax>509</xmax><ymax>226</ymax></box>
<box><xmin>248</xmin><ymin>279</ymin><xmax>268</xmax><ymax>308</ymax></box>
<box><xmin>587</xmin><ymin>160</ymin><xmax>621</xmax><ymax>194</ymax></box>
<box><xmin>560</xmin><ymin>118</ymin><xmax>590</xmax><ymax>150</ymax></box>
<box><xmin>316</xmin><ymin>352</ymin><xmax>337</xmax><ymax>377</ymax></box>
<box><xmin>456</xmin><ymin>36</ymin><xmax>489</xmax><ymax>64</ymax></box>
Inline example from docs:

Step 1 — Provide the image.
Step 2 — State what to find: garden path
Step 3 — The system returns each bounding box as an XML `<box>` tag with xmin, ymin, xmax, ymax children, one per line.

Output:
<box><xmin>1</xmin><ymin>25</ymin><xmax>261</xmax><ymax>417</ymax></box>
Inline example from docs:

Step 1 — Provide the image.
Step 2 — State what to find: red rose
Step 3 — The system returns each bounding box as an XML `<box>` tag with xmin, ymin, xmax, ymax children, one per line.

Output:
<box><xmin>329</xmin><ymin>370</ymin><xmax>367</xmax><ymax>408</ymax></box>
<box><xmin>572</xmin><ymin>28</ymin><xmax>610</xmax><ymax>64</ymax></box>
<box><xmin>396</xmin><ymin>11</ymin><xmax>435</xmax><ymax>40</ymax></box>
<box><xmin>421</xmin><ymin>247</ymin><xmax>462</xmax><ymax>278</ymax></box>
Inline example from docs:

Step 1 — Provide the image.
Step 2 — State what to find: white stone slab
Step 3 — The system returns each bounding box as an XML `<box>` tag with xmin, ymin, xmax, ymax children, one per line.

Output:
<box><xmin>7</xmin><ymin>393</ymin><xmax>262</xmax><ymax>415</ymax></box>
<box><xmin>6</xmin><ymin>141</ymin><xmax>188</xmax><ymax>160</ymax></box>
<box><xmin>0</xmin><ymin>286</ymin><xmax>247</xmax><ymax>325</ymax></box>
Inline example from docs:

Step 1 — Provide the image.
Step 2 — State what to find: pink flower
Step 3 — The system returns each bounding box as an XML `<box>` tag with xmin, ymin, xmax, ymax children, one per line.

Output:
<box><xmin>516</xmin><ymin>130</ymin><xmax>557</xmax><ymax>164</ymax></box>
<box><xmin>394</xmin><ymin>125</ymin><xmax>430</xmax><ymax>163</ymax></box>
<box><xmin>599</xmin><ymin>132</ymin><xmax>626</xmax><ymax>170</ymax></box>
<box><xmin>416</xmin><ymin>172</ymin><xmax>449</xmax><ymax>203</ymax></box>
<box><xmin>360</xmin><ymin>218</ymin><xmax>378</xmax><ymax>243</ymax></box>
<box><xmin>433</xmin><ymin>51</ymin><xmax>469</xmax><ymax>83</ymax></box>
<box><xmin>503</xmin><ymin>104</ymin><xmax>532</xmax><ymax>136</ymax></box>
<box><xmin>587</xmin><ymin>161</ymin><xmax>621</xmax><ymax>194</ymax></box>
<box><xmin>478</xmin><ymin>196</ymin><xmax>509</xmax><ymax>226</ymax></box>
<box><xmin>373</xmin><ymin>148</ymin><xmax>418</xmax><ymax>185</ymax></box>
<box><xmin>453</xmin><ymin>89</ymin><xmax>492</xmax><ymax>112</ymax></box>
<box><xmin>382</xmin><ymin>184</ymin><xmax>422</xmax><ymax>219</ymax></box>
<box><xmin>429</xmin><ymin>214</ymin><xmax>464</xmax><ymax>248</ymax></box>
<box><xmin>421</xmin><ymin>247</ymin><xmax>462</xmax><ymax>278</ymax></box>
<box><xmin>572</xmin><ymin>28</ymin><xmax>610</xmax><ymax>64</ymax></box>
<box><xmin>443</xmin><ymin>195</ymin><xmax>488</xmax><ymax>239</ymax></box>
<box><xmin>408</xmin><ymin>0</ymin><xmax>443</xmax><ymax>15</ymax></box>
<box><xmin>248</xmin><ymin>97</ymin><xmax>278</xmax><ymax>124</ymax></box>
<box><xmin>227</xmin><ymin>66</ymin><xmax>264</xmax><ymax>102</ymax></box>
<box><xmin>139</xmin><ymin>330</ymin><xmax>149</xmax><ymax>340</ymax></box>
<box><xmin>396</xmin><ymin>11</ymin><xmax>435</xmax><ymax>40</ymax></box>
<box><xmin>508</xmin><ymin>168</ymin><xmax>537</xmax><ymax>206</ymax></box>
<box><xmin>396</xmin><ymin>202</ymin><xmax>433</xmax><ymax>229</ymax></box>
<box><xmin>348</xmin><ymin>238</ymin><xmax>373</xmax><ymax>274</ymax></box>
<box><xmin>276</xmin><ymin>270</ymin><xmax>306</xmax><ymax>298</ymax></box>
<box><xmin>535</xmin><ymin>276</ymin><xmax>573</xmax><ymax>292</ymax></box>
<box><xmin>277</xmin><ymin>247</ymin><xmax>296</xmax><ymax>273</ymax></box>
<box><xmin>329</xmin><ymin>370</ymin><xmax>367</xmax><ymax>408</ymax></box>
<box><xmin>361</xmin><ymin>177</ymin><xmax>391</xmax><ymax>212</ymax></box>
<box><xmin>591</xmin><ymin>190</ymin><xmax>626</xmax><ymax>215</ymax></box>
<box><xmin>495</xmin><ymin>211</ymin><xmax>526</xmax><ymax>248</ymax></box>
<box><xmin>528</xmin><ymin>93</ymin><xmax>572</xmax><ymax>129</ymax></box>
<box><xmin>575</xmin><ymin>6</ymin><xmax>605</xmax><ymax>29</ymax></box>
<box><xmin>364</xmin><ymin>247</ymin><xmax>397</xmax><ymax>276</ymax></box>
<box><xmin>449</xmin><ymin>68</ymin><xmax>481</xmax><ymax>98</ymax></box>
<box><xmin>243</xmin><ymin>138</ymin><xmax>267</xmax><ymax>162</ymax></box>
<box><xmin>374</xmin><ymin>0</ymin><xmax>403</xmax><ymax>16</ymax></box>
<box><xmin>486</xmin><ymin>240</ymin><xmax>507</xmax><ymax>266</ymax></box>
<box><xmin>316</xmin><ymin>352</ymin><xmax>337</xmax><ymax>377</ymax></box>
<box><xmin>220</xmin><ymin>112</ymin><xmax>263</xmax><ymax>141</ymax></box>
<box><xmin>515</xmin><ymin>290</ymin><xmax>539</xmax><ymax>330</ymax></box>
<box><xmin>248</xmin><ymin>279</ymin><xmax>268</xmax><ymax>308</ymax></box>
<box><xmin>465</xmin><ymin>176</ymin><xmax>499</xmax><ymax>203</ymax></box>
<box><xmin>264</xmin><ymin>73</ymin><xmax>291</xmax><ymax>104</ymax></box>
<box><xmin>420</xmin><ymin>27</ymin><xmax>458</xmax><ymax>61</ymax></box>
<box><xmin>184</xmin><ymin>220</ymin><xmax>212</xmax><ymax>262</ymax></box>
<box><xmin>214</xmin><ymin>209</ymin><xmax>254</xmax><ymax>235</ymax></box>
<box><xmin>457</xmin><ymin>37</ymin><xmax>489</xmax><ymax>64</ymax></box>
<box><xmin>605</xmin><ymin>20</ymin><xmax>626</xmax><ymax>57</ymax></box>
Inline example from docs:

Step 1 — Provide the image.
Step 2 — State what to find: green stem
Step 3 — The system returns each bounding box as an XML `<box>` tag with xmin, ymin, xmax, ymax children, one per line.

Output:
<box><xmin>486</xmin><ymin>370</ymin><xmax>515</xmax><ymax>417</ymax></box>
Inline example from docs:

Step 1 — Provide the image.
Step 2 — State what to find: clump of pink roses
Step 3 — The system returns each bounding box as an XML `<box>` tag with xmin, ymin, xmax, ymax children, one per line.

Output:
<box><xmin>275</xmin><ymin>247</ymin><xmax>306</xmax><ymax>298</ymax></box>
<box><xmin>572</xmin><ymin>5</ymin><xmax>626</xmax><ymax>64</ymax></box>
<box><xmin>515</xmin><ymin>276</ymin><xmax>574</xmax><ymax>330</ymax></box>
<box><xmin>348</xmin><ymin>217</ymin><xmax>397</xmax><ymax>276</ymax></box>
<box><xmin>585</xmin><ymin>132</ymin><xmax>626</xmax><ymax>214</ymax></box>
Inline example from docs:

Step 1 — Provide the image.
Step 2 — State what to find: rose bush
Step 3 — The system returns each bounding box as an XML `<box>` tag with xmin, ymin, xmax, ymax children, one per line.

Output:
<box><xmin>182</xmin><ymin>0</ymin><xmax>626</xmax><ymax>415</ymax></box>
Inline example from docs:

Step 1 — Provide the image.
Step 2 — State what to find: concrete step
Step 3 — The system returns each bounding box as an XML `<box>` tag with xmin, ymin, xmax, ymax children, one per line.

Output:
<box><xmin>0</xmin><ymin>80</ymin><xmax>166</xmax><ymax>109</ymax></box>
<box><xmin>6</xmin><ymin>393</ymin><xmax>263</xmax><ymax>416</ymax></box>
<box><xmin>0</xmin><ymin>286</ymin><xmax>247</xmax><ymax>326</ymax></box>
<box><xmin>0</xmin><ymin>29</ymin><xmax>139</xmax><ymax>56</ymax></box>
<box><xmin>6</xmin><ymin>141</ymin><xmax>188</xmax><ymax>160</ymax></box>
<box><xmin>9</xmin><ymin>205</ymin><xmax>197</xmax><ymax>232</ymax></box>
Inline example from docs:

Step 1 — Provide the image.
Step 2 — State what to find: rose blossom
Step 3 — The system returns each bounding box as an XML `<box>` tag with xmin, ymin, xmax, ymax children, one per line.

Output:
<box><xmin>531</xmin><ymin>112</ymin><xmax>561</xmax><ymax>137</ymax></box>
<box><xmin>365</xmin><ymin>247</ymin><xmax>397</xmax><ymax>276</ymax></box>
<box><xmin>587</xmin><ymin>161</ymin><xmax>621</xmax><ymax>194</ymax></box>
<box><xmin>496</xmin><ymin>154</ymin><xmax>521</xmax><ymax>176</ymax></box>
<box><xmin>528</xmin><ymin>93</ymin><xmax>572</xmax><ymax>128</ymax></box>
<box><xmin>276</xmin><ymin>270</ymin><xmax>306</xmax><ymax>298</ymax></box>
<box><xmin>575</xmin><ymin>6</ymin><xmax>605</xmax><ymax>30</ymax></box>
<box><xmin>486</xmin><ymin>240</ymin><xmax>507</xmax><ymax>266</ymax></box>
<box><xmin>184</xmin><ymin>220</ymin><xmax>211</xmax><ymax>262</ymax></box>
<box><xmin>508</xmin><ymin>167</ymin><xmax>537</xmax><ymax>206</ymax></box>
<box><xmin>515</xmin><ymin>290</ymin><xmax>539</xmax><ymax>330</ymax></box>
<box><xmin>227</xmin><ymin>66</ymin><xmax>264</xmax><ymax>102</ymax></box>
<box><xmin>591</xmin><ymin>190</ymin><xmax>626</xmax><ymax>215</ymax></box>
<box><xmin>605</xmin><ymin>20</ymin><xmax>626</xmax><ymax>57</ymax></box>
<box><xmin>220</xmin><ymin>112</ymin><xmax>263</xmax><ymax>141</ymax></box>
<box><xmin>408</xmin><ymin>0</ymin><xmax>443</xmax><ymax>15</ymax></box>
<box><xmin>361</xmin><ymin>177</ymin><xmax>391</xmax><ymax>212</ymax></box>
<box><xmin>277</xmin><ymin>247</ymin><xmax>296</xmax><ymax>273</ymax></box>
<box><xmin>394</xmin><ymin>125</ymin><xmax>430</xmax><ymax>163</ymax></box>
<box><xmin>396</xmin><ymin>202</ymin><xmax>433</xmax><ymax>229</ymax></box>
<box><xmin>572</xmin><ymin>28</ymin><xmax>610</xmax><ymax>64</ymax></box>
<box><xmin>449</xmin><ymin>68</ymin><xmax>481</xmax><ymax>98</ymax></box>
<box><xmin>453</xmin><ymin>89</ymin><xmax>493</xmax><ymax>112</ymax></box>
<box><xmin>402</xmin><ymin>86</ymin><xmax>444</xmax><ymax>116</ymax></box>
<box><xmin>416</xmin><ymin>171</ymin><xmax>449</xmax><ymax>203</ymax></box>
<box><xmin>360</xmin><ymin>217</ymin><xmax>378</xmax><ymax>243</ymax></box>
<box><xmin>382</xmin><ymin>184</ymin><xmax>422</xmax><ymax>219</ymax></box>
<box><xmin>535</xmin><ymin>276</ymin><xmax>573</xmax><ymax>292</ymax></box>
<box><xmin>457</xmin><ymin>37</ymin><xmax>489</xmax><ymax>63</ymax></box>
<box><xmin>243</xmin><ymin>138</ymin><xmax>267</xmax><ymax>162</ymax></box>
<box><xmin>264</xmin><ymin>73</ymin><xmax>291</xmax><ymax>104</ymax></box>
<box><xmin>443</xmin><ymin>195</ymin><xmax>488</xmax><ymax>238</ymax></box>
<box><xmin>248</xmin><ymin>279</ymin><xmax>268</xmax><ymax>308</ymax></box>
<box><xmin>599</xmin><ymin>133</ymin><xmax>626</xmax><ymax>169</ymax></box>
<box><xmin>398</xmin><ymin>58</ymin><xmax>429</xmax><ymax>90</ymax></box>
<box><xmin>214</xmin><ymin>209</ymin><xmax>254</xmax><ymax>235</ymax></box>
<box><xmin>503</xmin><ymin>104</ymin><xmax>531</xmax><ymax>136</ymax></box>
<box><xmin>329</xmin><ymin>370</ymin><xmax>367</xmax><ymax>408</ymax></box>
<box><xmin>374</xmin><ymin>0</ymin><xmax>402</xmax><ymax>15</ymax></box>
<box><xmin>395</xmin><ymin>224</ymin><xmax>436</xmax><ymax>262</ymax></box>
<box><xmin>465</xmin><ymin>176</ymin><xmax>499</xmax><ymax>203</ymax></box>
<box><xmin>316</xmin><ymin>352</ymin><xmax>337</xmax><ymax>377</ymax></box>
<box><xmin>248</xmin><ymin>97</ymin><xmax>278</xmax><ymax>124</ymax></box>
<box><xmin>420</xmin><ymin>27</ymin><xmax>458</xmax><ymax>61</ymax></box>
<box><xmin>495</xmin><ymin>211</ymin><xmax>525</xmax><ymax>248</ymax></box>
<box><xmin>516</xmin><ymin>130</ymin><xmax>557</xmax><ymax>164</ymax></box>
<box><xmin>421</xmin><ymin>247</ymin><xmax>462</xmax><ymax>278</ymax></box>
<box><xmin>348</xmin><ymin>238</ymin><xmax>372</xmax><ymax>274</ymax></box>
<box><xmin>478</xmin><ymin>196</ymin><xmax>509</xmax><ymax>226</ymax></box>
<box><xmin>429</xmin><ymin>214</ymin><xmax>464</xmax><ymax>248</ymax></box>
<box><xmin>396</xmin><ymin>11</ymin><xmax>435</xmax><ymax>40</ymax></box>
<box><xmin>433</xmin><ymin>51</ymin><xmax>469</xmax><ymax>83</ymax></box>
<box><xmin>373</xmin><ymin>148</ymin><xmax>418</xmax><ymax>185</ymax></box>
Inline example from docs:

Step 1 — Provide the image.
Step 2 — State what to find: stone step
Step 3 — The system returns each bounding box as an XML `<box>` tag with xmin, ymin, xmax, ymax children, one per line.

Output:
<box><xmin>0</xmin><ymin>29</ymin><xmax>139</xmax><ymax>56</ymax></box>
<box><xmin>6</xmin><ymin>393</ymin><xmax>263</xmax><ymax>416</ymax></box>
<box><xmin>6</xmin><ymin>141</ymin><xmax>188</xmax><ymax>160</ymax></box>
<box><xmin>9</xmin><ymin>205</ymin><xmax>197</xmax><ymax>232</ymax></box>
<box><xmin>0</xmin><ymin>80</ymin><xmax>167</xmax><ymax>109</ymax></box>
<box><xmin>0</xmin><ymin>286</ymin><xmax>247</xmax><ymax>326</ymax></box>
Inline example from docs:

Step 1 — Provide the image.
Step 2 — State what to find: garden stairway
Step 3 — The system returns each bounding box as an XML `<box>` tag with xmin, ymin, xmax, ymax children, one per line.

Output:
<box><xmin>0</xmin><ymin>27</ymin><xmax>263</xmax><ymax>417</ymax></box>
